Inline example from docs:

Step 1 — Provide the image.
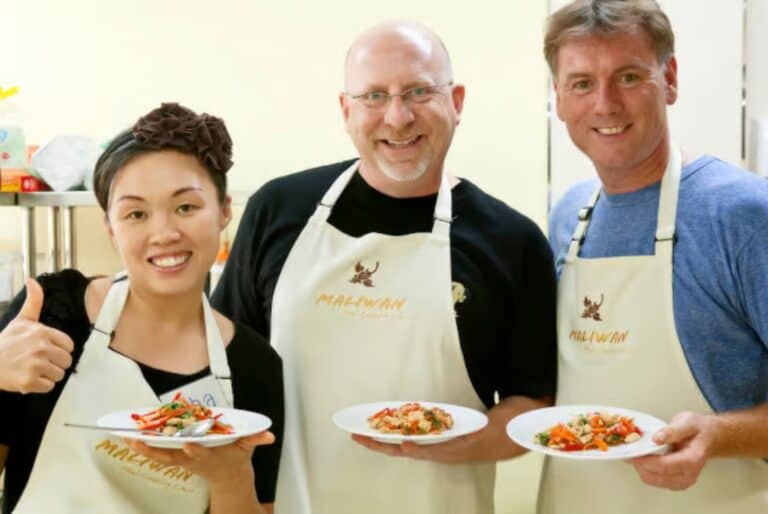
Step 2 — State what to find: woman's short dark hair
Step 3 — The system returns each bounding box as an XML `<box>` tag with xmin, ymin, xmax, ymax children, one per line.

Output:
<box><xmin>92</xmin><ymin>103</ymin><xmax>233</xmax><ymax>211</ymax></box>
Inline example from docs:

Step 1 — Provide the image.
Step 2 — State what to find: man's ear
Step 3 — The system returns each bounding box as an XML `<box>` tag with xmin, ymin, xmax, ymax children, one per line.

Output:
<box><xmin>340</xmin><ymin>93</ymin><xmax>351</xmax><ymax>122</ymax></box>
<box><xmin>664</xmin><ymin>55</ymin><xmax>678</xmax><ymax>105</ymax></box>
<box><xmin>451</xmin><ymin>84</ymin><xmax>466</xmax><ymax>125</ymax></box>
<box><xmin>553</xmin><ymin>79</ymin><xmax>566</xmax><ymax>121</ymax></box>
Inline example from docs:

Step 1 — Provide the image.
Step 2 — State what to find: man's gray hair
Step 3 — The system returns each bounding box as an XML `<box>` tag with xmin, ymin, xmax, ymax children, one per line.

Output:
<box><xmin>544</xmin><ymin>0</ymin><xmax>675</xmax><ymax>74</ymax></box>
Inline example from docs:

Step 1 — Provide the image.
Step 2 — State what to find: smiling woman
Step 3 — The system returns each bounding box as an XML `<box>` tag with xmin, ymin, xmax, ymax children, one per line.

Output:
<box><xmin>0</xmin><ymin>103</ymin><xmax>283</xmax><ymax>514</ymax></box>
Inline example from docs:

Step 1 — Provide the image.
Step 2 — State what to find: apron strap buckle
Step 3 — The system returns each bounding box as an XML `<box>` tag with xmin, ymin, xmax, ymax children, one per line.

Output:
<box><xmin>654</xmin><ymin>233</ymin><xmax>677</xmax><ymax>243</ymax></box>
<box><xmin>571</xmin><ymin>234</ymin><xmax>587</xmax><ymax>245</ymax></box>
<box><xmin>577</xmin><ymin>206</ymin><xmax>594</xmax><ymax>221</ymax></box>
<box><xmin>655</xmin><ymin>226</ymin><xmax>676</xmax><ymax>242</ymax></box>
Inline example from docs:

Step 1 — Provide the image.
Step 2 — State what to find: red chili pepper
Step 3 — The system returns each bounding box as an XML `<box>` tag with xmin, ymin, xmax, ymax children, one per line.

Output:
<box><xmin>137</xmin><ymin>414</ymin><xmax>173</xmax><ymax>431</ymax></box>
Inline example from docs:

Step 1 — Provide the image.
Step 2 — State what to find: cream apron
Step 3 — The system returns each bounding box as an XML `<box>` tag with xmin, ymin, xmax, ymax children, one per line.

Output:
<box><xmin>272</xmin><ymin>161</ymin><xmax>494</xmax><ymax>514</ymax></box>
<box><xmin>13</xmin><ymin>275</ymin><xmax>233</xmax><ymax>514</ymax></box>
<box><xmin>539</xmin><ymin>148</ymin><xmax>768</xmax><ymax>513</ymax></box>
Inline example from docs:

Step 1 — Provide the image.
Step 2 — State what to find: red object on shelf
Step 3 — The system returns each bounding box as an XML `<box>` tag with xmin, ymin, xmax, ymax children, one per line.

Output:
<box><xmin>21</xmin><ymin>174</ymin><xmax>49</xmax><ymax>192</ymax></box>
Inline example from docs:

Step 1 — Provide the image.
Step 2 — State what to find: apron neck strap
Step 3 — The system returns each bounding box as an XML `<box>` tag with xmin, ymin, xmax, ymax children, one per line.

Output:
<box><xmin>654</xmin><ymin>145</ymin><xmax>682</xmax><ymax>250</ymax></box>
<box><xmin>316</xmin><ymin>160</ymin><xmax>360</xmax><ymax>220</ymax></box>
<box><xmin>314</xmin><ymin>159</ymin><xmax>453</xmax><ymax>238</ymax></box>
<box><xmin>202</xmin><ymin>294</ymin><xmax>233</xmax><ymax>405</ymax></box>
<box><xmin>431</xmin><ymin>171</ymin><xmax>453</xmax><ymax>239</ymax></box>
<box><xmin>91</xmin><ymin>273</ymin><xmax>129</xmax><ymax>340</ymax></box>
<box><xmin>92</xmin><ymin>273</ymin><xmax>233</xmax><ymax>405</ymax></box>
<box><xmin>565</xmin><ymin>188</ymin><xmax>601</xmax><ymax>263</ymax></box>
<box><xmin>565</xmin><ymin>144</ymin><xmax>682</xmax><ymax>262</ymax></box>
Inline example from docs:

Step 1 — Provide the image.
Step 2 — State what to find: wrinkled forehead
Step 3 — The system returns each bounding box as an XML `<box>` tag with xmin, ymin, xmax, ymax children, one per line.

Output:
<box><xmin>344</xmin><ymin>28</ymin><xmax>450</xmax><ymax>91</ymax></box>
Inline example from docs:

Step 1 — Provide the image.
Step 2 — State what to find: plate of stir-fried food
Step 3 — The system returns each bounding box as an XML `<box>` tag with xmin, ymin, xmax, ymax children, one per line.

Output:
<box><xmin>96</xmin><ymin>393</ymin><xmax>271</xmax><ymax>448</ymax></box>
<box><xmin>333</xmin><ymin>401</ymin><xmax>488</xmax><ymax>445</ymax></box>
<box><xmin>506</xmin><ymin>405</ymin><xmax>668</xmax><ymax>460</ymax></box>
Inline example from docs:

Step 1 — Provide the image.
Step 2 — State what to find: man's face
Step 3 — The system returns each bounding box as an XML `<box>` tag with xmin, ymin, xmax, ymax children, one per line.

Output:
<box><xmin>340</xmin><ymin>34</ymin><xmax>464</xmax><ymax>184</ymax></box>
<box><xmin>554</xmin><ymin>28</ymin><xmax>677</xmax><ymax>177</ymax></box>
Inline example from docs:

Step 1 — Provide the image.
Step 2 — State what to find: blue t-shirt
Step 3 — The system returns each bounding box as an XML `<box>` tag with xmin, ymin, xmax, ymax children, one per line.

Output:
<box><xmin>549</xmin><ymin>156</ymin><xmax>768</xmax><ymax>413</ymax></box>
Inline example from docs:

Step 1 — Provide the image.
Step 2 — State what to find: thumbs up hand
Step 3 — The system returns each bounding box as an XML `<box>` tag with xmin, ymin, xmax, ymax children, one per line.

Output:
<box><xmin>0</xmin><ymin>279</ymin><xmax>75</xmax><ymax>394</ymax></box>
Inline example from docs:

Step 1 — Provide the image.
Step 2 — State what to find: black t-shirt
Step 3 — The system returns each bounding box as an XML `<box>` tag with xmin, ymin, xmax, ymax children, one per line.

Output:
<box><xmin>0</xmin><ymin>270</ymin><xmax>284</xmax><ymax>514</ymax></box>
<box><xmin>211</xmin><ymin>160</ymin><xmax>557</xmax><ymax>409</ymax></box>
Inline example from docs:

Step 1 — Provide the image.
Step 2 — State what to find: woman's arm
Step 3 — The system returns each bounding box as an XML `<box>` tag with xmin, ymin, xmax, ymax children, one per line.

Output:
<box><xmin>207</xmin><ymin>464</ymin><xmax>264</xmax><ymax>514</ymax></box>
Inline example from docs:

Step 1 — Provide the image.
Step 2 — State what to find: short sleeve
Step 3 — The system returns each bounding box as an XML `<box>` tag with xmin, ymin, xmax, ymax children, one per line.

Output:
<box><xmin>212</xmin><ymin>193</ymin><xmax>270</xmax><ymax>337</ymax></box>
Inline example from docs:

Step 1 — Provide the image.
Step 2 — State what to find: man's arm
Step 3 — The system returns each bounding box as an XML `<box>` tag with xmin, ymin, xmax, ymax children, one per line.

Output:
<box><xmin>352</xmin><ymin>395</ymin><xmax>552</xmax><ymax>463</ymax></box>
<box><xmin>631</xmin><ymin>404</ymin><xmax>768</xmax><ymax>490</ymax></box>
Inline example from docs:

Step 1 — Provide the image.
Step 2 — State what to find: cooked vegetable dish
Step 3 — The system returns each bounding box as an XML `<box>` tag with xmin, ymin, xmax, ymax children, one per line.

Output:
<box><xmin>367</xmin><ymin>402</ymin><xmax>454</xmax><ymax>435</ymax></box>
<box><xmin>534</xmin><ymin>411</ymin><xmax>643</xmax><ymax>452</ymax></box>
<box><xmin>131</xmin><ymin>392</ymin><xmax>233</xmax><ymax>436</ymax></box>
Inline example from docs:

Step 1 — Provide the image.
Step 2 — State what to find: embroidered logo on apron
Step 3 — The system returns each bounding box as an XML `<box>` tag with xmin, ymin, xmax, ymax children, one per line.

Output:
<box><xmin>452</xmin><ymin>281</ymin><xmax>467</xmax><ymax>318</ymax></box>
<box><xmin>569</xmin><ymin>293</ymin><xmax>631</xmax><ymax>352</ymax></box>
<box><xmin>313</xmin><ymin>259</ymin><xmax>408</xmax><ymax>320</ymax></box>
<box><xmin>314</xmin><ymin>292</ymin><xmax>407</xmax><ymax>319</ymax></box>
<box><xmin>581</xmin><ymin>294</ymin><xmax>604</xmax><ymax>321</ymax></box>
<box><xmin>349</xmin><ymin>260</ymin><xmax>379</xmax><ymax>287</ymax></box>
<box><xmin>94</xmin><ymin>439</ymin><xmax>197</xmax><ymax>493</ymax></box>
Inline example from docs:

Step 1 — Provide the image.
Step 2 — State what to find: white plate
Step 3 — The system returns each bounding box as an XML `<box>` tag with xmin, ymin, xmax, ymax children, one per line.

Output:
<box><xmin>97</xmin><ymin>407</ymin><xmax>272</xmax><ymax>449</ymax></box>
<box><xmin>332</xmin><ymin>401</ymin><xmax>488</xmax><ymax>445</ymax></box>
<box><xmin>506</xmin><ymin>404</ymin><xmax>668</xmax><ymax>460</ymax></box>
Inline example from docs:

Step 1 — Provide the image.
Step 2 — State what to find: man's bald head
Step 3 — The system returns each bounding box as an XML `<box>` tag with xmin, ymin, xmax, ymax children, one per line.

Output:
<box><xmin>344</xmin><ymin>20</ymin><xmax>454</xmax><ymax>91</ymax></box>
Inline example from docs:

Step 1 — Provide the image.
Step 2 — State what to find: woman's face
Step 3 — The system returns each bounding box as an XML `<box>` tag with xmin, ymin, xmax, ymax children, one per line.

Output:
<box><xmin>106</xmin><ymin>150</ymin><xmax>231</xmax><ymax>299</ymax></box>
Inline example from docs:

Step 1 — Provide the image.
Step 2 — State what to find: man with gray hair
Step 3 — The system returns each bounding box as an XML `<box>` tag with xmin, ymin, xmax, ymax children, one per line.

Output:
<box><xmin>544</xmin><ymin>1</ymin><xmax>768</xmax><ymax>513</ymax></box>
<box><xmin>214</xmin><ymin>20</ymin><xmax>557</xmax><ymax>514</ymax></box>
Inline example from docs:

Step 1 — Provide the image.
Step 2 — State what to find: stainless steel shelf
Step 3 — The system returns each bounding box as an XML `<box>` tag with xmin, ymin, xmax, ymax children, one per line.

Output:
<box><xmin>14</xmin><ymin>190</ymin><xmax>253</xmax><ymax>207</ymax></box>
<box><xmin>17</xmin><ymin>191</ymin><xmax>98</xmax><ymax>207</ymax></box>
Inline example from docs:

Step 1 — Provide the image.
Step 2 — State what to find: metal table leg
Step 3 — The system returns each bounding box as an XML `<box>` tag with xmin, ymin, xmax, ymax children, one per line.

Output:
<box><xmin>21</xmin><ymin>207</ymin><xmax>36</xmax><ymax>279</ymax></box>
<box><xmin>62</xmin><ymin>206</ymin><xmax>75</xmax><ymax>269</ymax></box>
<box><xmin>47</xmin><ymin>207</ymin><xmax>60</xmax><ymax>272</ymax></box>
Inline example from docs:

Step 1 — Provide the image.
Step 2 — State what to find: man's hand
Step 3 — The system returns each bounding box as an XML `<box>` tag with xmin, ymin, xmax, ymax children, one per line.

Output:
<box><xmin>352</xmin><ymin>430</ymin><xmax>485</xmax><ymax>464</ymax></box>
<box><xmin>352</xmin><ymin>395</ymin><xmax>551</xmax><ymax>464</ymax></box>
<box><xmin>0</xmin><ymin>279</ymin><xmax>75</xmax><ymax>393</ymax></box>
<box><xmin>630</xmin><ymin>411</ymin><xmax>718</xmax><ymax>490</ymax></box>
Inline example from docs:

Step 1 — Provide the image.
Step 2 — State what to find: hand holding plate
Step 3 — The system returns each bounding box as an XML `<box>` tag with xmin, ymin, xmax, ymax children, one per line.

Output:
<box><xmin>629</xmin><ymin>411</ymin><xmax>716</xmax><ymax>490</ymax></box>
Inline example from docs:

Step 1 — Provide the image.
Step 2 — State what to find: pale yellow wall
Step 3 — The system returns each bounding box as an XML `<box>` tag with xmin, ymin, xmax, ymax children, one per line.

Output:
<box><xmin>2</xmin><ymin>1</ymin><xmax>549</xmax><ymax>266</ymax></box>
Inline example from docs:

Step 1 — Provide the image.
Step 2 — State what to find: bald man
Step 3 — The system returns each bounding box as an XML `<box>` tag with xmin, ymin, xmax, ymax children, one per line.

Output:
<box><xmin>213</xmin><ymin>20</ymin><xmax>557</xmax><ymax>514</ymax></box>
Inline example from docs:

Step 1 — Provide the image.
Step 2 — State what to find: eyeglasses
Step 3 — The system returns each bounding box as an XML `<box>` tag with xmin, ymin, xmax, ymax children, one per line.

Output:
<box><xmin>345</xmin><ymin>82</ymin><xmax>454</xmax><ymax>108</ymax></box>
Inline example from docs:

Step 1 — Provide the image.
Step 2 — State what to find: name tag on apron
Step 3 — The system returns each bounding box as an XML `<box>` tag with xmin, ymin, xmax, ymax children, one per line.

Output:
<box><xmin>159</xmin><ymin>374</ymin><xmax>228</xmax><ymax>408</ymax></box>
